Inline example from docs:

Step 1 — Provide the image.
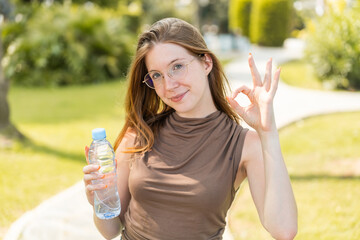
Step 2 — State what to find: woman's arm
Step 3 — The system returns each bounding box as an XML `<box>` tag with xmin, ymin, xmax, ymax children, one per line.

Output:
<box><xmin>229</xmin><ymin>54</ymin><xmax>297</xmax><ymax>240</ymax></box>
<box><xmin>83</xmin><ymin>129</ymin><xmax>135</xmax><ymax>239</ymax></box>
<box><xmin>240</xmin><ymin>130</ymin><xmax>297</xmax><ymax>240</ymax></box>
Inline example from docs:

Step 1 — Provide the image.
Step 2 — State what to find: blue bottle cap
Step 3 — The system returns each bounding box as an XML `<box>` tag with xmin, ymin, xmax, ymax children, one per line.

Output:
<box><xmin>92</xmin><ymin>128</ymin><xmax>106</xmax><ymax>140</ymax></box>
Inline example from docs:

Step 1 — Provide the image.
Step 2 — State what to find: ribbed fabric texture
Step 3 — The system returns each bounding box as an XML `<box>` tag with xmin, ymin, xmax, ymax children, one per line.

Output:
<box><xmin>122</xmin><ymin>111</ymin><xmax>248</xmax><ymax>240</ymax></box>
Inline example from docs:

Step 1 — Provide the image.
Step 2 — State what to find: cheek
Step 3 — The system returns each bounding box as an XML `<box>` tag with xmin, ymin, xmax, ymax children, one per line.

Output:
<box><xmin>190</xmin><ymin>72</ymin><xmax>209</xmax><ymax>90</ymax></box>
<box><xmin>154</xmin><ymin>88</ymin><xmax>168</xmax><ymax>103</ymax></box>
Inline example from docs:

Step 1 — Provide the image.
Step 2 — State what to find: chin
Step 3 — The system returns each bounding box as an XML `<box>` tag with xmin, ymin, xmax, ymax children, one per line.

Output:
<box><xmin>173</xmin><ymin>105</ymin><xmax>197</xmax><ymax>117</ymax></box>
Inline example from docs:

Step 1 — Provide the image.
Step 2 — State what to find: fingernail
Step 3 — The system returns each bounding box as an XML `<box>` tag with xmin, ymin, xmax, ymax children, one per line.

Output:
<box><xmin>249</xmin><ymin>53</ymin><xmax>252</xmax><ymax>56</ymax></box>
<box><xmin>101</xmin><ymin>174</ymin><xmax>106</xmax><ymax>179</ymax></box>
<box><xmin>105</xmin><ymin>185</ymin><xmax>108</xmax><ymax>188</ymax></box>
<box><xmin>97</xmin><ymin>165</ymin><xmax>101</xmax><ymax>170</ymax></box>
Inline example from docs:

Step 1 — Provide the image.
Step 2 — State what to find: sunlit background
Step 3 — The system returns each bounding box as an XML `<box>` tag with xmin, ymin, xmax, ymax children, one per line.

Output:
<box><xmin>1</xmin><ymin>0</ymin><xmax>360</xmax><ymax>239</ymax></box>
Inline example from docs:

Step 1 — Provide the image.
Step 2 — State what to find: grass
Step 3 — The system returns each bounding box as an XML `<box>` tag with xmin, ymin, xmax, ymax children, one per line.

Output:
<box><xmin>229</xmin><ymin>112</ymin><xmax>360</xmax><ymax>240</ymax></box>
<box><xmin>0</xmin><ymin>80</ymin><xmax>128</xmax><ymax>238</ymax></box>
<box><xmin>2</xmin><ymin>78</ymin><xmax>360</xmax><ymax>240</ymax></box>
<box><xmin>220</xmin><ymin>57</ymin><xmax>236</xmax><ymax>67</ymax></box>
<box><xmin>279</xmin><ymin>60</ymin><xmax>324</xmax><ymax>90</ymax></box>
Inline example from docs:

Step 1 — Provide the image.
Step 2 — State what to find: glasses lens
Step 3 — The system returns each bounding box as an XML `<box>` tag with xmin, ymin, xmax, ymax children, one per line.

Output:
<box><xmin>144</xmin><ymin>74</ymin><xmax>154</xmax><ymax>88</ymax></box>
<box><xmin>170</xmin><ymin>62</ymin><xmax>186</xmax><ymax>80</ymax></box>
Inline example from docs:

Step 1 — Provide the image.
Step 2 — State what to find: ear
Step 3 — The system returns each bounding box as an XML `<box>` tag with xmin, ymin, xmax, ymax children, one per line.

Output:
<box><xmin>202</xmin><ymin>54</ymin><xmax>213</xmax><ymax>75</ymax></box>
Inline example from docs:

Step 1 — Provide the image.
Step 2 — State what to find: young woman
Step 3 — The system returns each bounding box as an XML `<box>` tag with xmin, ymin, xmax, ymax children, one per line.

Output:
<box><xmin>83</xmin><ymin>18</ymin><xmax>297</xmax><ymax>240</ymax></box>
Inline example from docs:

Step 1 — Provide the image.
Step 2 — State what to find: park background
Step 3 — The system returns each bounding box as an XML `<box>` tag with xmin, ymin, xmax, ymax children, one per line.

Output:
<box><xmin>1</xmin><ymin>0</ymin><xmax>360</xmax><ymax>239</ymax></box>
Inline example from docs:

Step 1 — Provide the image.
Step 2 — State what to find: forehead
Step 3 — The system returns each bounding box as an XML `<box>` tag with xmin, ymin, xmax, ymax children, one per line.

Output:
<box><xmin>145</xmin><ymin>43</ymin><xmax>190</xmax><ymax>70</ymax></box>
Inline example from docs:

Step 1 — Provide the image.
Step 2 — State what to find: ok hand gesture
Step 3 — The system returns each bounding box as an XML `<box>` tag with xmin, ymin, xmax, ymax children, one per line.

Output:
<box><xmin>227</xmin><ymin>54</ymin><xmax>281</xmax><ymax>134</ymax></box>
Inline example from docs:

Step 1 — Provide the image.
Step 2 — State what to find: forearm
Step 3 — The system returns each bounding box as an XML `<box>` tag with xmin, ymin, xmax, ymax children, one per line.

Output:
<box><xmin>259</xmin><ymin>130</ymin><xmax>298</xmax><ymax>239</ymax></box>
<box><xmin>93</xmin><ymin>212</ymin><xmax>122</xmax><ymax>240</ymax></box>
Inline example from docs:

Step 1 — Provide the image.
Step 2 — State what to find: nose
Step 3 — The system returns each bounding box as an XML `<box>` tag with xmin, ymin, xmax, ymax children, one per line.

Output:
<box><xmin>163</xmin><ymin>73</ymin><xmax>179</xmax><ymax>90</ymax></box>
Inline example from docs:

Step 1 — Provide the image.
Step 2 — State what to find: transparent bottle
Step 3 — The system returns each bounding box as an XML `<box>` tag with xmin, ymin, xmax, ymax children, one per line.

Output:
<box><xmin>88</xmin><ymin>128</ymin><xmax>121</xmax><ymax>219</ymax></box>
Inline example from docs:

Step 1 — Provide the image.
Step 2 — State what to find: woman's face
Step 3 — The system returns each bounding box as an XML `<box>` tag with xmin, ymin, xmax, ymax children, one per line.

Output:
<box><xmin>144</xmin><ymin>43</ymin><xmax>216</xmax><ymax>118</ymax></box>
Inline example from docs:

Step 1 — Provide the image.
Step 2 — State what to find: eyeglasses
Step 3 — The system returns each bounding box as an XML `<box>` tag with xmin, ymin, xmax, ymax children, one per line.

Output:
<box><xmin>143</xmin><ymin>58</ymin><xmax>196</xmax><ymax>89</ymax></box>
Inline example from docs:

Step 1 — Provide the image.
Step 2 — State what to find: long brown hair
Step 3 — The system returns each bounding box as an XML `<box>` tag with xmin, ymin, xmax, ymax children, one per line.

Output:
<box><xmin>114</xmin><ymin>17</ymin><xmax>240</xmax><ymax>152</ymax></box>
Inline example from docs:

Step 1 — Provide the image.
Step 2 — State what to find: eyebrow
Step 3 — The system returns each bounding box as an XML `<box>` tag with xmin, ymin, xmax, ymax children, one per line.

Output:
<box><xmin>148</xmin><ymin>57</ymin><xmax>186</xmax><ymax>72</ymax></box>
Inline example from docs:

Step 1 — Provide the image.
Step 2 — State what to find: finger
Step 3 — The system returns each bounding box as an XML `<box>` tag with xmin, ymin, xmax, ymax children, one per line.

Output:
<box><xmin>83</xmin><ymin>164</ymin><xmax>100</xmax><ymax>174</ymax></box>
<box><xmin>85</xmin><ymin>146</ymin><xmax>90</xmax><ymax>164</ymax></box>
<box><xmin>270</xmin><ymin>67</ymin><xmax>281</xmax><ymax>98</ymax></box>
<box><xmin>84</xmin><ymin>173</ymin><xmax>105</xmax><ymax>183</ymax></box>
<box><xmin>264</xmin><ymin>58</ymin><xmax>272</xmax><ymax>91</ymax></box>
<box><xmin>231</xmin><ymin>85</ymin><xmax>252</xmax><ymax>99</ymax></box>
<box><xmin>86</xmin><ymin>183</ymin><xmax>107</xmax><ymax>192</ymax></box>
<box><xmin>248</xmin><ymin>53</ymin><xmax>262</xmax><ymax>86</ymax></box>
<box><xmin>226</xmin><ymin>96</ymin><xmax>246</xmax><ymax>119</ymax></box>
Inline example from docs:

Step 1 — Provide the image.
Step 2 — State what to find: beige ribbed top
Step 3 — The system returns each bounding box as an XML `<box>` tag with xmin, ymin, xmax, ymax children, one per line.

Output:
<box><xmin>122</xmin><ymin>111</ymin><xmax>248</xmax><ymax>240</ymax></box>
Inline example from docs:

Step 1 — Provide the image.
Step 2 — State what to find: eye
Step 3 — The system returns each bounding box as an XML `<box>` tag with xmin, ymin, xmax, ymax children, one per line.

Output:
<box><xmin>173</xmin><ymin>63</ymin><xmax>184</xmax><ymax>71</ymax></box>
<box><xmin>151</xmin><ymin>72</ymin><xmax>162</xmax><ymax>80</ymax></box>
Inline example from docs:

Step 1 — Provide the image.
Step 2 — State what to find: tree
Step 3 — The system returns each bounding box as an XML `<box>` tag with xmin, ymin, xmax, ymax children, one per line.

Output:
<box><xmin>196</xmin><ymin>0</ymin><xmax>230</xmax><ymax>33</ymax></box>
<box><xmin>0</xmin><ymin>0</ymin><xmax>25</xmax><ymax>141</ymax></box>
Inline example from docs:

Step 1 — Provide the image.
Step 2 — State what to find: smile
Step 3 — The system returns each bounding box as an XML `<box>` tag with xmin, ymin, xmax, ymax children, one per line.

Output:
<box><xmin>169</xmin><ymin>90</ymin><xmax>189</xmax><ymax>103</ymax></box>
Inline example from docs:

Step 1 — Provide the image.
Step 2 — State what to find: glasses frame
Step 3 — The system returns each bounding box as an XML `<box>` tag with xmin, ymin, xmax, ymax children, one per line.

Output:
<box><xmin>143</xmin><ymin>57</ymin><xmax>197</xmax><ymax>89</ymax></box>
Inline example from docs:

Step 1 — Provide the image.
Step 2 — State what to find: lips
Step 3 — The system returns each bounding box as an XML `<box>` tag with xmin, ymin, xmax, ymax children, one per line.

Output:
<box><xmin>169</xmin><ymin>90</ymin><xmax>189</xmax><ymax>103</ymax></box>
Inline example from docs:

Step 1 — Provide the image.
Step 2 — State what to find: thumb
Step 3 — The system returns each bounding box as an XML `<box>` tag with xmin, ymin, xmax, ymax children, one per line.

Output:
<box><xmin>226</xmin><ymin>96</ymin><xmax>246</xmax><ymax>118</ymax></box>
<box><xmin>84</xmin><ymin>146</ymin><xmax>90</xmax><ymax>164</ymax></box>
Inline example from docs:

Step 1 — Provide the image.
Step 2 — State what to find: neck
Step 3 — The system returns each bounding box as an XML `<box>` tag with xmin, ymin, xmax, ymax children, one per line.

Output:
<box><xmin>176</xmin><ymin>105</ymin><xmax>218</xmax><ymax>118</ymax></box>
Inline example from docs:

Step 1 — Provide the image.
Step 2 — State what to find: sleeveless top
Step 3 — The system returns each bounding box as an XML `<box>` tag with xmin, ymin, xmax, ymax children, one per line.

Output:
<box><xmin>122</xmin><ymin>111</ymin><xmax>248</xmax><ymax>240</ymax></box>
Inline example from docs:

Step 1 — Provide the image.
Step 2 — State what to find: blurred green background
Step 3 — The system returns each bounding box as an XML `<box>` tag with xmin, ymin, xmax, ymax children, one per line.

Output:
<box><xmin>1</xmin><ymin>0</ymin><xmax>360</xmax><ymax>239</ymax></box>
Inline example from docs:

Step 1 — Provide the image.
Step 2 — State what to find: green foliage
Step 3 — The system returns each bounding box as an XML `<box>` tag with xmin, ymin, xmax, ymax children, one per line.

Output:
<box><xmin>250</xmin><ymin>0</ymin><xmax>292</xmax><ymax>46</ymax></box>
<box><xmin>229</xmin><ymin>0</ymin><xmax>252</xmax><ymax>37</ymax></box>
<box><xmin>1</xmin><ymin>81</ymin><xmax>127</xmax><ymax>234</ymax></box>
<box><xmin>280</xmin><ymin>60</ymin><xmax>324</xmax><ymax>90</ymax></box>
<box><xmin>290</xmin><ymin>7</ymin><xmax>306</xmax><ymax>38</ymax></box>
<box><xmin>69</xmin><ymin>0</ymin><xmax>120</xmax><ymax>8</ymax></box>
<box><xmin>12</xmin><ymin>0</ymin><xmax>122</xmax><ymax>8</ymax></box>
<box><xmin>198</xmin><ymin>0</ymin><xmax>230</xmax><ymax>33</ymax></box>
<box><xmin>1</xmin><ymin>3</ymin><xmax>139</xmax><ymax>87</ymax></box>
<box><xmin>305</xmin><ymin>6</ymin><xmax>360</xmax><ymax>90</ymax></box>
<box><xmin>141</xmin><ymin>0</ymin><xmax>193</xmax><ymax>27</ymax></box>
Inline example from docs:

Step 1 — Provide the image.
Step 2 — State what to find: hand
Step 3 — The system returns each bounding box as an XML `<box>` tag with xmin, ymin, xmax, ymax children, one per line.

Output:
<box><xmin>227</xmin><ymin>54</ymin><xmax>280</xmax><ymax>133</ymax></box>
<box><xmin>83</xmin><ymin>146</ymin><xmax>107</xmax><ymax>206</ymax></box>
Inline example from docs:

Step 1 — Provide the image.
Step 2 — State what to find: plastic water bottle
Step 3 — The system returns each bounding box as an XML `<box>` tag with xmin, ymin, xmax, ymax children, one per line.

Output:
<box><xmin>88</xmin><ymin>128</ymin><xmax>121</xmax><ymax>219</ymax></box>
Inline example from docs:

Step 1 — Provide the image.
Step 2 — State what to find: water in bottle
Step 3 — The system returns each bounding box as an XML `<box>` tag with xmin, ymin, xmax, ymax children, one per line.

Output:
<box><xmin>88</xmin><ymin>128</ymin><xmax>121</xmax><ymax>219</ymax></box>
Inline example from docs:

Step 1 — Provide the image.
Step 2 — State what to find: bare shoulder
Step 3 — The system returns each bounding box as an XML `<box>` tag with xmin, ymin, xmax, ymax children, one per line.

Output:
<box><xmin>234</xmin><ymin>130</ymin><xmax>263</xmax><ymax>188</ymax></box>
<box><xmin>115</xmin><ymin>128</ymin><xmax>137</xmax><ymax>165</ymax></box>
<box><xmin>113</xmin><ymin>129</ymin><xmax>135</xmax><ymax>223</ymax></box>
<box><xmin>240</xmin><ymin>129</ymin><xmax>263</xmax><ymax>169</ymax></box>
<box><xmin>115</xmin><ymin>129</ymin><xmax>136</xmax><ymax>152</ymax></box>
